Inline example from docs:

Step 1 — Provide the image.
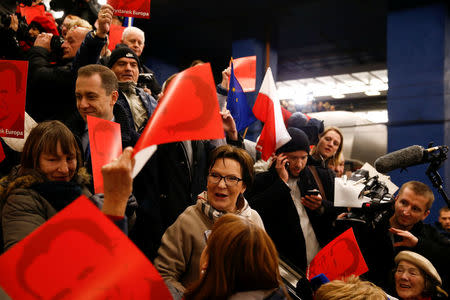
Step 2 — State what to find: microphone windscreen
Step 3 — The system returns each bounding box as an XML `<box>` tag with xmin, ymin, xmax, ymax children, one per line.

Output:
<box><xmin>374</xmin><ymin>145</ymin><xmax>424</xmax><ymax>173</ymax></box>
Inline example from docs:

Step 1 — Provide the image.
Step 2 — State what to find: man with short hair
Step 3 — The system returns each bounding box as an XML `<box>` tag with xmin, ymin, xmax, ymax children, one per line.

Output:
<box><xmin>358</xmin><ymin>181</ymin><xmax>450</xmax><ymax>291</ymax></box>
<box><xmin>107</xmin><ymin>47</ymin><xmax>157</xmax><ymax>134</ymax></box>
<box><xmin>245</xmin><ymin>127</ymin><xmax>337</xmax><ymax>272</ymax></box>
<box><xmin>120</xmin><ymin>26</ymin><xmax>161</xmax><ymax>97</ymax></box>
<box><xmin>434</xmin><ymin>206</ymin><xmax>450</xmax><ymax>241</ymax></box>
<box><xmin>71</xmin><ymin>64</ymin><xmax>139</xmax><ymax>169</ymax></box>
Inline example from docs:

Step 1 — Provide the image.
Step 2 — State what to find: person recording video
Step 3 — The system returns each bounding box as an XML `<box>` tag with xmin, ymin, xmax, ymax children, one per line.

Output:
<box><xmin>349</xmin><ymin>180</ymin><xmax>450</xmax><ymax>295</ymax></box>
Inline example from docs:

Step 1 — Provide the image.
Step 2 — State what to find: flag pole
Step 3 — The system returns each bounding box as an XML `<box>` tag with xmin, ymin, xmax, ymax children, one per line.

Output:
<box><xmin>242</xmin><ymin>127</ymin><xmax>248</xmax><ymax>139</ymax></box>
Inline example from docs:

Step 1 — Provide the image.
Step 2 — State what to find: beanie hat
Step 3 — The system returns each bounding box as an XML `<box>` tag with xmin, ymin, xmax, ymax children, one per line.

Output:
<box><xmin>107</xmin><ymin>47</ymin><xmax>141</xmax><ymax>69</ymax></box>
<box><xmin>276</xmin><ymin>127</ymin><xmax>310</xmax><ymax>154</ymax></box>
<box><xmin>395</xmin><ymin>251</ymin><xmax>441</xmax><ymax>285</ymax></box>
<box><xmin>288</xmin><ymin>112</ymin><xmax>308</xmax><ymax>128</ymax></box>
<box><xmin>30</xmin><ymin>16</ymin><xmax>59</xmax><ymax>36</ymax></box>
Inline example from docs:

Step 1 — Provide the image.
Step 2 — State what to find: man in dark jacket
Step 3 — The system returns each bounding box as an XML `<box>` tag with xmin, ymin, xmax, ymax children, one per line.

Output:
<box><xmin>245</xmin><ymin>127</ymin><xmax>337</xmax><ymax>272</ymax></box>
<box><xmin>352</xmin><ymin>181</ymin><xmax>450</xmax><ymax>292</ymax></box>
<box><xmin>107</xmin><ymin>47</ymin><xmax>157</xmax><ymax>134</ymax></box>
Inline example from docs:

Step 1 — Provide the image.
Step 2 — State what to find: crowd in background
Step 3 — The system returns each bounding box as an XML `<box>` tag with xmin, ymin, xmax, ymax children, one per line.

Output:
<box><xmin>0</xmin><ymin>1</ymin><xmax>449</xmax><ymax>299</ymax></box>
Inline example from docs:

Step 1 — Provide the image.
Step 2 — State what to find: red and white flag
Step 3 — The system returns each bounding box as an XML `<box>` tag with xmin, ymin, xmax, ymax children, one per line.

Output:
<box><xmin>253</xmin><ymin>67</ymin><xmax>291</xmax><ymax>161</ymax></box>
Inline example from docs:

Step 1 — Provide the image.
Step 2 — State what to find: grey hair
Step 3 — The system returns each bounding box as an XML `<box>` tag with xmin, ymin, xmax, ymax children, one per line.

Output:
<box><xmin>122</xmin><ymin>26</ymin><xmax>145</xmax><ymax>42</ymax></box>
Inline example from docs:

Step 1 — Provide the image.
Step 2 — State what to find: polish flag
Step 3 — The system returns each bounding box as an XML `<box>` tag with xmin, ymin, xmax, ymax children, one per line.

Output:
<box><xmin>253</xmin><ymin>67</ymin><xmax>291</xmax><ymax>161</ymax></box>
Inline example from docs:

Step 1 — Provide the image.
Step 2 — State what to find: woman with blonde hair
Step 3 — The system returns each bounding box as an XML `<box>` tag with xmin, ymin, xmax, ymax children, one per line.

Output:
<box><xmin>315</xmin><ymin>275</ymin><xmax>387</xmax><ymax>300</ymax></box>
<box><xmin>310</xmin><ymin>126</ymin><xmax>344</xmax><ymax>165</ymax></box>
<box><xmin>307</xmin><ymin>126</ymin><xmax>344</xmax><ymax>204</ymax></box>
<box><xmin>184</xmin><ymin>214</ymin><xmax>289</xmax><ymax>300</ymax></box>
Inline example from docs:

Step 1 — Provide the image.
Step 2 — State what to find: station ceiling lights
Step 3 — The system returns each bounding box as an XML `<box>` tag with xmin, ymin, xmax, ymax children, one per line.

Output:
<box><xmin>276</xmin><ymin>69</ymin><xmax>388</xmax><ymax>104</ymax></box>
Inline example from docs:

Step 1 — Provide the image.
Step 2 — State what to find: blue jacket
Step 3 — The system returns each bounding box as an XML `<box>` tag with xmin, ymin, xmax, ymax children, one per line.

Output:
<box><xmin>116</xmin><ymin>87</ymin><xmax>158</xmax><ymax>135</ymax></box>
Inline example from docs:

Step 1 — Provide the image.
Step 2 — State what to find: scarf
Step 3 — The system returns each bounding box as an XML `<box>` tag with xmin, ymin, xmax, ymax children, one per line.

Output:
<box><xmin>31</xmin><ymin>181</ymin><xmax>83</xmax><ymax>212</ymax></box>
<box><xmin>197</xmin><ymin>191</ymin><xmax>249</xmax><ymax>223</ymax></box>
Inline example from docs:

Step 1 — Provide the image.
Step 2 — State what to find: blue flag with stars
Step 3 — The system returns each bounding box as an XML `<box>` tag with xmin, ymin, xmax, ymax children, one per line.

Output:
<box><xmin>226</xmin><ymin>61</ymin><xmax>257</xmax><ymax>132</ymax></box>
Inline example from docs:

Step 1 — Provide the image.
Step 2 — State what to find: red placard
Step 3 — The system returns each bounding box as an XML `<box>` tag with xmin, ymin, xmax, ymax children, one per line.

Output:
<box><xmin>0</xmin><ymin>142</ymin><xmax>5</xmax><ymax>163</ymax></box>
<box><xmin>0</xmin><ymin>60</ymin><xmax>27</xmax><ymax>139</ymax></box>
<box><xmin>0</xmin><ymin>196</ymin><xmax>173</xmax><ymax>299</ymax></box>
<box><xmin>306</xmin><ymin>228</ymin><xmax>369</xmax><ymax>281</ymax></box>
<box><xmin>19</xmin><ymin>5</ymin><xmax>46</xmax><ymax>24</ymax></box>
<box><xmin>108</xmin><ymin>0</ymin><xmax>151</xmax><ymax>19</ymax></box>
<box><xmin>230</xmin><ymin>56</ymin><xmax>256</xmax><ymax>92</ymax></box>
<box><xmin>87</xmin><ymin>116</ymin><xmax>122</xmax><ymax>194</ymax></box>
<box><xmin>108</xmin><ymin>24</ymin><xmax>126</xmax><ymax>51</ymax></box>
<box><xmin>132</xmin><ymin>63</ymin><xmax>225</xmax><ymax>176</ymax></box>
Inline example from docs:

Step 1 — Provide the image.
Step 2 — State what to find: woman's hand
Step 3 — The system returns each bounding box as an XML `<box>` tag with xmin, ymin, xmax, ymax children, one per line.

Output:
<box><xmin>101</xmin><ymin>147</ymin><xmax>135</xmax><ymax>216</ymax></box>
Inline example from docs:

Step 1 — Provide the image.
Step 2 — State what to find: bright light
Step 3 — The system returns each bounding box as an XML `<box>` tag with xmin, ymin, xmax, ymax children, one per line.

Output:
<box><xmin>365</xmin><ymin>90</ymin><xmax>381</xmax><ymax>96</ymax></box>
<box><xmin>52</xmin><ymin>11</ymin><xmax>65</xmax><ymax>19</ymax></box>
<box><xmin>98</xmin><ymin>0</ymin><xmax>108</xmax><ymax>4</ymax></box>
<box><xmin>276</xmin><ymin>69</ymin><xmax>388</xmax><ymax>99</ymax></box>
<box><xmin>331</xmin><ymin>94</ymin><xmax>345</xmax><ymax>99</ymax></box>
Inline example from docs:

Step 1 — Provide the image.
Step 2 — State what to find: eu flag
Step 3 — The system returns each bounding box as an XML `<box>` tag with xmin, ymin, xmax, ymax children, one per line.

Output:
<box><xmin>226</xmin><ymin>61</ymin><xmax>257</xmax><ymax>132</ymax></box>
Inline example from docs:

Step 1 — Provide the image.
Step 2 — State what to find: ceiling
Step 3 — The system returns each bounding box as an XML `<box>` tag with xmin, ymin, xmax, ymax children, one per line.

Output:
<box><xmin>137</xmin><ymin>0</ymin><xmax>387</xmax><ymax>79</ymax></box>
<box><xmin>131</xmin><ymin>0</ymin><xmax>443</xmax><ymax>110</ymax></box>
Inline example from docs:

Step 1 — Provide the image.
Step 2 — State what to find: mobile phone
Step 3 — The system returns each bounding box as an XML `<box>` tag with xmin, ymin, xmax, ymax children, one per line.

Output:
<box><xmin>284</xmin><ymin>161</ymin><xmax>290</xmax><ymax>171</ymax></box>
<box><xmin>305</xmin><ymin>189</ymin><xmax>320</xmax><ymax>196</ymax></box>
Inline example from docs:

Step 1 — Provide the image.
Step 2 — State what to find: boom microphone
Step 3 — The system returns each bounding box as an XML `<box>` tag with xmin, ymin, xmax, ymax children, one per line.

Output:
<box><xmin>374</xmin><ymin>145</ymin><xmax>445</xmax><ymax>173</ymax></box>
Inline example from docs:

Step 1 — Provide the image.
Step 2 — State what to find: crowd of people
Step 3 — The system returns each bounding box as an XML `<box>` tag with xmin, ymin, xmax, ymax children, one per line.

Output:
<box><xmin>1</xmin><ymin>1</ymin><xmax>449</xmax><ymax>299</ymax></box>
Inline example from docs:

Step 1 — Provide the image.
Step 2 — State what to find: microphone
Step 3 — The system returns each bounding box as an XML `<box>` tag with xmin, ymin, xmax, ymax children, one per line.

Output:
<box><xmin>374</xmin><ymin>145</ymin><xmax>445</xmax><ymax>173</ymax></box>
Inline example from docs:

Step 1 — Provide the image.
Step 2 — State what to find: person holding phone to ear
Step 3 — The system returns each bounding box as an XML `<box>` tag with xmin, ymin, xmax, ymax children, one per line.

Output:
<box><xmin>246</xmin><ymin>127</ymin><xmax>338</xmax><ymax>273</ymax></box>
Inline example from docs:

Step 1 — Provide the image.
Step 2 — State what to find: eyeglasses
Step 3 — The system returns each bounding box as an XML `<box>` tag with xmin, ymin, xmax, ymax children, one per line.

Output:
<box><xmin>208</xmin><ymin>172</ymin><xmax>242</xmax><ymax>186</ymax></box>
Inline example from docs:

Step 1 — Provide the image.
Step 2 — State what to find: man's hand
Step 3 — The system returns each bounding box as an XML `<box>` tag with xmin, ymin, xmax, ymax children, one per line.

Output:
<box><xmin>101</xmin><ymin>147</ymin><xmax>135</xmax><ymax>216</ymax></box>
<box><xmin>274</xmin><ymin>153</ymin><xmax>289</xmax><ymax>183</ymax></box>
<box><xmin>9</xmin><ymin>14</ymin><xmax>18</xmax><ymax>32</ymax></box>
<box><xmin>143</xmin><ymin>87</ymin><xmax>152</xmax><ymax>95</ymax></box>
<box><xmin>302</xmin><ymin>194</ymin><xmax>322</xmax><ymax>210</ymax></box>
<box><xmin>34</xmin><ymin>33</ymin><xmax>52</xmax><ymax>52</ymax></box>
<box><xmin>96</xmin><ymin>4</ymin><xmax>114</xmax><ymax>39</ymax></box>
<box><xmin>221</xmin><ymin>109</ymin><xmax>238</xmax><ymax>141</ymax></box>
<box><xmin>220</xmin><ymin>67</ymin><xmax>231</xmax><ymax>90</ymax></box>
<box><xmin>389</xmin><ymin>227</ymin><xmax>419</xmax><ymax>248</ymax></box>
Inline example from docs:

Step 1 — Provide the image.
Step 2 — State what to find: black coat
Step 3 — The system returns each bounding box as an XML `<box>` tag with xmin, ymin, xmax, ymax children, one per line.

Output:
<box><xmin>349</xmin><ymin>211</ymin><xmax>450</xmax><ymax>293</ymax></box>
<box><xmin>245</xmin><ymin>165</ymin><xmax>338</xmax><ymax>272</ymax></box>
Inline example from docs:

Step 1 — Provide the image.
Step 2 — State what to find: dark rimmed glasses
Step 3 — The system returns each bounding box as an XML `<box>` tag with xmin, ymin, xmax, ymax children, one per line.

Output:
<box><xmin>208</xmin><ymin>172</ymin><xmax>242</xmax><ymax>186</ymax></box>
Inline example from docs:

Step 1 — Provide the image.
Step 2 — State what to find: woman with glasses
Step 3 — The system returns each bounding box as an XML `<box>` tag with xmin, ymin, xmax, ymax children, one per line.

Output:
<box><xmin>154</xmin><ymin>145</ymin><xmax>264</xmax><ymax>296</ymax></box>
<box><xmin>394</xmin><ymin>251</ymin><xmax>447</xmax><ymax>300</ymax></box>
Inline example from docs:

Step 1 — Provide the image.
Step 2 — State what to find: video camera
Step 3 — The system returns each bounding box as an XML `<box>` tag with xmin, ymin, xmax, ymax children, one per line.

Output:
<box><xmin>338</xmin><ymin>169</ymin><xmax>395</xmax><ymax>229</ymax></box>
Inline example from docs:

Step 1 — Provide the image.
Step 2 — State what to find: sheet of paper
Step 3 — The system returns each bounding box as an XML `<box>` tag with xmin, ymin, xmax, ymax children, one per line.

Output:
<box><xmin>361</xmin><ymin>162</ymin><xmax>399</xmax><ymax>194</ymax></box>
<box><xmin>334</xmin><ymin>177</ymin><xmax>370</xmax><ymax>208</ymax></box>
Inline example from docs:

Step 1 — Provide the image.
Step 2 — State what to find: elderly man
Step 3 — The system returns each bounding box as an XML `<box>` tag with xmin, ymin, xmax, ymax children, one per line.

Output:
<box><xmin>25</xmin><ymin>5</ymin><xmax>112</xmax><ymax>123</ymax></box>
<box><xmin>245</xmin><ymin>127</ymin><xmax>337</xmax><ymax>272</ymax></box>
<box><xmin>120</xmin><ymin>26</ymin><xmax>161</xmax><ymax>97</ymax></box>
